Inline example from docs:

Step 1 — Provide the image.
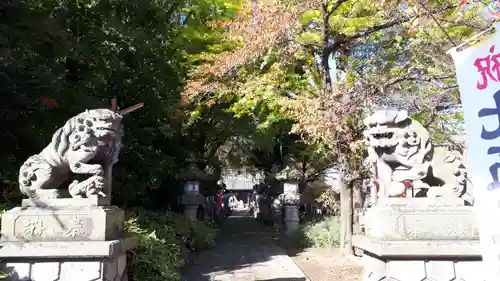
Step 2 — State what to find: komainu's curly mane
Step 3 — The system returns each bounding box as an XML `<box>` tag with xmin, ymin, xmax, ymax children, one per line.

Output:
<box><xmin>364</xmin><ymin>109</ymin><xmax>468</xmax><ymax>199</ymax></box>
<box><xmin>18</xmin><ymin>109</ymin><xmax>123</xmax><ymax>199</ymax></box>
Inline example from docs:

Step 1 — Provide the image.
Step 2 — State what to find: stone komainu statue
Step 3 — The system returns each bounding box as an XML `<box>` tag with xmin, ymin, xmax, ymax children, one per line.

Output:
<box><xmin>363</xmin><ymin>109</ymin><xmax>468</xmax><ymax>200</ymax></box>
<box><xmin>18</xmin><ymin>109</ymin><xmax>123</xmax><ymax>199</ymax></box>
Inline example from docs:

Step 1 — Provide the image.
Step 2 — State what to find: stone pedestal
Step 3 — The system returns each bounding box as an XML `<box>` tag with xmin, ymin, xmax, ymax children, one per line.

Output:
<box><xmin>282</xmin><ymin>193</ymin><xmax>302</xmax><ymax>235</ymax></box>
<box><xmin>184</xmin><ymin>205</ymin><xmax>199</xmax><ymax>221</ymax></box>
<box><xmin>364</xmin><ymin>198</ymin><xmax>478</xmax><ymax>240</ymax></box>
<box><xmin>181</xmin><ymin>193</ymin><xmax>205</xmax><ymax>221</ymax></box>
<box><xmin>1</xmin><ymin>199</ymin><xmax>125</xmax><ymax>242</ymax></box>
<box><xmin>353</xmin><ymin>198</ymin><xmax>483</xmax><ymax>281</ymax></box>
<box><xmin>284</xmin><ymin>205</ymin><xmax>300</xmax><ymax>235</ymax></box>
<box><xmin>0</xmin><ymin>239</ymin><xmax>135</xmax><ymax>281</ymax></box>
<box><xmin>0</xmin><ymin>198</ymin><xmax>136</xmax><ymax>281</ymax></box>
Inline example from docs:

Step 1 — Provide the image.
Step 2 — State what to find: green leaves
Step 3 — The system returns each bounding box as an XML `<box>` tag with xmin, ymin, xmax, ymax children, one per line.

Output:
<box><xmin>126</xmin><ymin>209</ymin><xmax>218</xmax><ymax>281</ymax></box>
<box><xmin>0</xmin><ymin>0</ymin><xmax>480</xmax><ymax>212</ymax></box>
<box><xmin>297</xmin><ymin>31</ymin><xmax>322</xmax><ymax>45</ymax></box>
<box><xmin>0</xmin><ymin>0</ymin><xmax>246</xmax><ymax>206</ymax></box>
<box><xmin>300</xmin><ymin>9</ymin><xmax>321</xmax><ymax>25</ymax></box>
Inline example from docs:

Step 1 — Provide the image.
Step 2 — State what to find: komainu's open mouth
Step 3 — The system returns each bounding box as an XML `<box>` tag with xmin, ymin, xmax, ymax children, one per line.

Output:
<box><xmin>372</xmin><ymin>132</ymin><xmax>394</xmax><ymax>139</ymax></box>
<box><xmin>96</xmin><ymin>127</ymin><xmax>116</xmax><ymax>132</ymax></box>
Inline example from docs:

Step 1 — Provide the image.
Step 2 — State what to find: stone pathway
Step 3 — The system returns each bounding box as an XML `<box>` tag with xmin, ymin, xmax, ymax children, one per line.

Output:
<box><xmin>182</xmin><ymin>210</ymin><xmax>310</xmax><ymax>281</ymax></box>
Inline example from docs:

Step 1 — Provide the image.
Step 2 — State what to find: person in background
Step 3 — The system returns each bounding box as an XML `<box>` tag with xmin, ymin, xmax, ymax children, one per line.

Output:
<box><xmin>222</xmin><ymin>189</ymin><xmax>236</xmax><ymax>217</ymax></box>
<box><xmin>205</xmin><ymin>196</ymin><xmax>215</xmax><ymax>222</ymax></box>
<box><xmin>215</xmin><ymin>180</ymin><xmax>225</xmax><ymax>220</ymax></box>
<box><xmin>248</xmin><ymin>188</ymin><xmax>258</xmax><ymax>217</ymax></box>
<box><xmin>228</xmin><ymin>191</ymin><xmax>237</xmax><ymax>210</ymax></box>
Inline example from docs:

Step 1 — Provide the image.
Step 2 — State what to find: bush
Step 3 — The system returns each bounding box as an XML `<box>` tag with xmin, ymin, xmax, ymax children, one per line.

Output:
<box><xmin>301</xmin><ymin>216</ymin><xmax>341</xmax><ymax>248</ymax></box>
<box><xmin>191</xmin><ymin>219</ymin><xmax>217</xmax><ymax>250</ymax></box>
<box><xmin>314</xmin><ymin>189</ymin><xmax>340</xmax><ymax>216</ymax></box>
<box><xmin>283</xmin><ymin>216</ymin><xmax>340</xmax><ymax>249</ymax></box>
<box><xmin>125</xmin><ymin>209</ymin><xmax>218</xmax><ymax>281</ymax></box>
<box><xmin>160</xmin><ymin>210</ymin><xmax>217</xmax><ymax>251</ymax></box>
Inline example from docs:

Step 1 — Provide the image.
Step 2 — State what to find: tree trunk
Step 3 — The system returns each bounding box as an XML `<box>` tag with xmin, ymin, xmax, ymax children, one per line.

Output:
<box><xmin>339</xmin><ymin>171</ymin><xmax>354</xmax><ymax>255</ymax></box>
<box><xmin>352</xmin><ymin>181</ymin><xmax>363</xmax><ymax>235</ymax></box>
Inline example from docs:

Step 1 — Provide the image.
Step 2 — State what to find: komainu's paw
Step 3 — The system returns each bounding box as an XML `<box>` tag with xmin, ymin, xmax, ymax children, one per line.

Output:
<box><xmin>68</xmin><ymin>180</ymin><xmax>83</xmax><ymax>198</ymax></box>
<box><xmin>85</xmin><ymin>175</ymin><xmax>106</xmax><ymax>197</ymax></box>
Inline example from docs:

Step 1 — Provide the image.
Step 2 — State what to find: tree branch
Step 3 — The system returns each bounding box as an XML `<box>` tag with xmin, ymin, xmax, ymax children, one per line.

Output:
<box><xmin>418</xmin><ymin>0</ymin><xmax>456</xmax><ymax>46</ymax></box>
<box><xmin>436</xmin><ymin>18</ymin><xmax>484</xmax><ymax>30</ymax></box>
<box><xmin>327</xmin><ymin>0</ymin><xmax>349</xmax><ymax>19</ymax></box>
<box><xmin>335</xmin><ymin>4</ymin><xmax>457</xmax><ymax>49</ymax></box>
<box><xmin>423</xmin><ymin>109</ymin><xmax>438</xmax><ymax>128</ymax></box>
<box><xmin>384</xmin><ymin>74</ymin><xmax>454</xmax><ymax>89</ymax></box>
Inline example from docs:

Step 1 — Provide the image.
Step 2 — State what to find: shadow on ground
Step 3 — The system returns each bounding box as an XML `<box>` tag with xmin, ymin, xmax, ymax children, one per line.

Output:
<box><xmin>269</xmin><ymin>227</ymin><xmax>311</xmax><ymax>258</ymax></box>
<box><xmin>269</xmin><ymin>215</ymin><xmax>344</xmax><ymax>260</ymax></box>
<box><xmin>181</xmin><ymin>210</ymin><xmax>309</xmax><ymax>281</ymax></box>
<box><xmin>256</xmin><ymin>277</ymin><xmax>307</xmax><ymax>281</ymax></box>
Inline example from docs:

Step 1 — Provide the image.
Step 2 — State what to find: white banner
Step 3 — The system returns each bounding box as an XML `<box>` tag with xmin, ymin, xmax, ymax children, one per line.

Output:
<box><xmin>449</xmin><ymin>24</ymin><xmax>500</xmax><ymax>280</ymax></box>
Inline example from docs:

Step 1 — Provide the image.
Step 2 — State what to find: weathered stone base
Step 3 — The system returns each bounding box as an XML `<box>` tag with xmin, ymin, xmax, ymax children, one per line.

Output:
<box><xmin>364</xmin><ymin>198</ymin><xmax>478</xmax><ymax>240</ymax></box>
<box><xmin>1</xmin><ymin>203</ymin><xmax>125</xmax><ymax>242</ymax></box>
<box><xmin>284</xmin><ymin>205</ymin><xmax>300</xmax><ymax>235</ymax></box>
<box><xmin>2</xmin><ymin>254</ymin><xmax>127</xmax><ymax>281</ymax></box>
<box><xmin>0</xmin><ymin>239</ymin><xmax>135</xmax><ymax>281</ymax></box>
<box><xmin>184</xmin><ymin>204</ymin><xmax>199</xmax><ymax>220</ymax></box>
<box><xmin>181</xmin><ymin>194</ymin><xmax>204</xmax><ymax>206</ymax></box>
<box><xmin>182</xmin><ymin>194</ymin><xmax>204</xmax><ymax>220</ymax></box>
<box><xmin>353</xmin><ymin>235</ymin><xmax>485</xmax><ymax>281</ymax></box>
<box><xmin>362</xmin><ymin>254</ymin><xmax>484</xmax><ymax>281</ymax></box>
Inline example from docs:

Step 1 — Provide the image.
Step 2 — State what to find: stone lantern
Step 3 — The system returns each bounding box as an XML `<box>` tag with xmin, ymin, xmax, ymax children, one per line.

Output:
<box><xmin>185</xmin><ymin>181</ymin><xmax>200</xmax><ymax>194</ymax></box>
<box><xmin>178</xmin><ymin>159</ymin><xmax>208</xmax><ymax>220</ymax></box>
<box><xmin>276</xmin><ymin>167</ymin><xmax>304</xmax><ymax>235</ymax></box>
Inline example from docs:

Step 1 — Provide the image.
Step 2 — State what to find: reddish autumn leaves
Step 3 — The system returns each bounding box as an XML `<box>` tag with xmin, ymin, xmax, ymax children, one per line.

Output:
<box><xmin>184</xmin><ymin>0</ymin><xmax>299</xmax><ymax>98</ymax></box>
<box><xmin>42</xmin><ymin>97</ymin><xmax>58</xmax><ymax>108</ymax></box>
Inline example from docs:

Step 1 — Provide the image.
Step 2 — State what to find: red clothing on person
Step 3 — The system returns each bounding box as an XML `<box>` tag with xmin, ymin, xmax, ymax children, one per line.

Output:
<box><xmin>216</xmin><ymin>191</ymin><xmax>223</xmax><ymax>216</ymax></box>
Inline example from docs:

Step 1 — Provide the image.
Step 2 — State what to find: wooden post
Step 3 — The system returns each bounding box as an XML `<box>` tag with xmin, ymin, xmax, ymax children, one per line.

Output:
<box><xmin>103</xmin><ymin>98</ymin><xmax>143</xmax><ymax>202</ymax></box>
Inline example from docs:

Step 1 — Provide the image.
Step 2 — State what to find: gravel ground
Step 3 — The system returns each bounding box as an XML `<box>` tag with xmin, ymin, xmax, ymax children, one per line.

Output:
<box><xmin>287</xmin><ymin>248</ymin><xmax>363</xmax><ymax>281</ymax></box>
